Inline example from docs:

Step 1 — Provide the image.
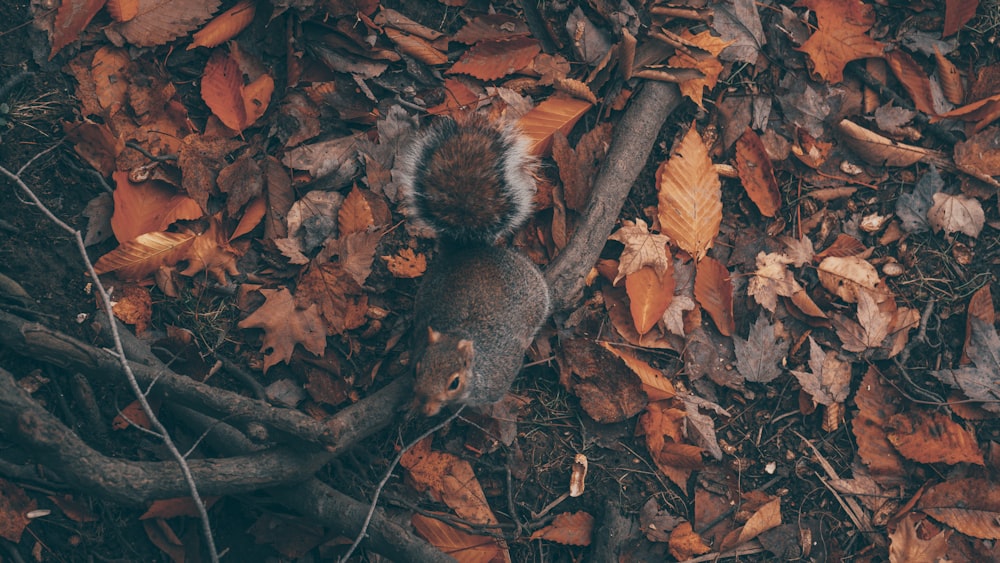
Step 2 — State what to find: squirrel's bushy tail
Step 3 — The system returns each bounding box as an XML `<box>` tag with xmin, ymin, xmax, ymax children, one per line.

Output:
<box><xmin>399</xmin><ymin>114</ymin><xmax>537</xmax><ymax>244</ymax></box>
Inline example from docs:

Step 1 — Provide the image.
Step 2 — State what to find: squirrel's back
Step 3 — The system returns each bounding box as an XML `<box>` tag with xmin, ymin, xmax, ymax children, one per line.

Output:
<box><xmin>399</xmin><ymin>114</ymin><xmax>536</xmax><ymax>244</ymax></box>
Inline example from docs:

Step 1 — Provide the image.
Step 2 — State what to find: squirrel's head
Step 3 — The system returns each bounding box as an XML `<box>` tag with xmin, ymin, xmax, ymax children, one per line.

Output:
<box><xmin>412</xmin><ymin>327</ymin><xmax>475</xmax><ymax>416</ymax></box>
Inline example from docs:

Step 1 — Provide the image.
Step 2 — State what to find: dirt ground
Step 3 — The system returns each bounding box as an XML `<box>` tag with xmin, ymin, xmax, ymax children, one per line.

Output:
<box><xmin>2</xmin><ymin>0</ymin><xmax>1000</xmax><ymax>562</ymax></box>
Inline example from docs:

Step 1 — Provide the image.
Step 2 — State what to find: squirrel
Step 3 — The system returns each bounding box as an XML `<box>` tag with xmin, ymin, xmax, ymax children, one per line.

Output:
<box><xmin>399</xmin><ymin>114</ymin><xmax>551</xmax><ymax>416</ymax></box>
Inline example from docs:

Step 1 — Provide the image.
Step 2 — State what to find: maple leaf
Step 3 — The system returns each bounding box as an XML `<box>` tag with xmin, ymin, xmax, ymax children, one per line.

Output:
<box><xmin>932</xmin><ymin>317</ymin><xmax>1000</xmax><ymax>412</ymax></box>
<box><xmin>609</xmin><ymin>219</ymin><xmax>672</xmax><ymax>284</ymax></box>
<box><xmin>794</xmin><ymin>0</ymin><xmax>886</xmax><ymax>83</ymax></box>
<box><xmin>668</xmin><ymin>30</ymin><xmax>733</xmax><ymax>108</ymax></box>
<box><xmin>791</xmin><ymin>337</ymin><xmax>851</xmax><ymax>407</ymax></box>
<box><xmin>734</xmin><ymin>316</ymin><xmax>787</xmax><ymax>383</ymax></box>
<box><xmin>748</xmin><ymin>251</ymin><xmax>801</xmax><ymax>312</ymax></box>
<box><xmin>237</xmin><ymin>288</ymin><xmax>327</xmax><ymax>373</ymax></box>
<box><xmin>888</xmin><ymin>515</ymin><xmax>950</xmax><ymax>563</ymax></box>
<box><xmin>896</xmin><ymin>165</ymin><xmax>942</xmax><ymax>233</ymax></box>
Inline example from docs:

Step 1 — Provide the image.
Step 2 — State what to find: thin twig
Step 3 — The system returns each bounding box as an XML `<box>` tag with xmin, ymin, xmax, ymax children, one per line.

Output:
<box><xmin>339</xmin><ymin>407</ymin><xmax>465</xmax><ymax>562</ymax></box>
<box><xmin>0</xmin><ymin>151</ymin><xmax>220</xmax><ymax>562</ymax></box>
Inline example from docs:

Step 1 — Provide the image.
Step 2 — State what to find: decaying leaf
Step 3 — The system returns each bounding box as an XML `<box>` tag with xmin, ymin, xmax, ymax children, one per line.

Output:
<box><xmin>639</xmin><ymin>401</ymin><xmax>704</xmax><ymax>489</ymax></box>
<box><xmin>669</xmin><ymin>521</ymin><xmax>712</xmax><ymax>560</ymax></box>
<box><xmin>411</xmin><ymin>513</ymin><xmax>505</xmax><ymax>561</ymax></box>
<box><xmin>836</xmin><ymin>119</ymin><xmax>937</xmax><ymax>167</ymax></box>
<box><xmin>517</xmin><ymin>95</ymin><xmax>593</xmax><ymax>156</ymax></box>
<box><xmin>817</xmin><ymin>255</ymin><xmax>882</xmax><ymax>303</ymax></box>
<box><xmin>188</xmin><ymin>0</ymin><xmax>255</xmax><ymax>50</ymax></box>
<box><xmin>383</xmin><ymin>249</ymin><xmax>427</xmax><ymax>279</ymax></box>
<box><xmin>201</xmin><ymin>48</ymin><xmax>274</xmax><ymax>133</ymax></box>
<box><xmin>748</xmin><ymin>251</ymin><xmax>801</xmax><ymax>312</ymax></box>
<box><xmin>735</xmin><ymin>128</ymin><xmax>781</xmax><ymax>217</ymax></box>
<box><xmin>694</xmin><ymin>256</ymin><xmax>734</xmax><ymax>336</ymax></box>
<box><xmin>791</xmin><ymin>337</ymin><xmax>851</xmax><ymax>427</ymax></box>
<box><xmin>109</xmin><ymin>0</ymin><xmax>221</xmax><ymax>47</ymax></box>
<box><xmin>657</xmin><ymin>126</ymin><xmax>722</xmax><ymax>261</ymax></box>
<box><xmin>94</xmin><ymin>231</ymin><xmax>197</xmax><ymax>280</ymax></box>
<box><xmin>932</xmin><ymin>317</ymin><xmax>1000</xmax><ymax>413</ymax></box>
<box><xmin>448</xmin><ymin>36</ymin><xmax>540</xmax><ymax>81</ymax></box>
<box><xmin>400</xmin><ymin>438</ymin><xmax>500</xmax><ymax>526</ymax></box>
<box><xmin>559</xmin><ymin>338</ymin><xmax>647</xmax><ymax>423</ymax></box>
<box><xmin>852</xmin><ymin>367</ymin><xmax>907</xmax><ymax>482</ymax></box>
<box><xmin>896</xmin><ymin>165</ymin><xmax>942</xmax><ymax>234</ymax></box>
<box><xmin>608</xmin><ymin>219</ymin><xmax>672</xmax><ymax>284</ymax></box>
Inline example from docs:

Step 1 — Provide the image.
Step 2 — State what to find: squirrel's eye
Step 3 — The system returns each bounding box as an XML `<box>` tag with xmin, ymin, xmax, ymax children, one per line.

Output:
<box><xmin>448</xmin><ymin>375</ymin><xmax>461</xmax><ymax>390</ymax></box>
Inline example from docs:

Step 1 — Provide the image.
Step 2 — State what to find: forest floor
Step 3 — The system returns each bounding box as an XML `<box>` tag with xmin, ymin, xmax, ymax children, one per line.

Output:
<box><xmin>1</xmin><ymin>0</ymin><xmax>999</xmax><ymax>562</ymax></box>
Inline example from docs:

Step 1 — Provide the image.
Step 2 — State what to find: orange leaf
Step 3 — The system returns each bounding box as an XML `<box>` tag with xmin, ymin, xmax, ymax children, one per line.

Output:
<box><xmin>886</xmin><ymin>409</ymin><xmax>985</xmax><ymax>465</ymax></box>
<box><xmin>427</xmin><ymin>78</ymin><xmax>481</xmax><ymax>117</ymax></box>
<box><xmin>111</xmin><ymin>284</ymin><xmax>152</xmax><ymax>334</ymax></box>
<box><xmin>110</xmin><ymin>172</ymin><xmax>203</xmax><ymax>243</ymax></box>
<box><xmin>383</xmin><ymin>249</ymin><xmax>427</xmax><ymax>279</ymax></box>
<box><xmin>105</xmin><ymin>0</ymin><xmax>138</xmax><ymax>21</ymax></box>
<box><xmin>111</xmin><ymin>0</ymin><xmax>221</xmax><ymax>47</ymax></box>
<box><xmin>889</xmin><ymin>514</ymin><xmax>950</xmax><ymax>563</ymax></box>
<box><xmin>448</xmin><ymin>36</ymin><xmax>540</xmax><ymax>80</ymax></box>
<box><xmin>243</xmin><ymin>73</ymin><xmax>275</xmax><ymax>129</ymax></box>
<box><xmin>918</xmin><ymin>478</ymin><xmax>1000</xmax><ymax>539</ymax></box>
<box><xmin>112</xmin><ymin>396</ymin><xmax>159</xmax><ymax>430</ymax></box>
<box><xmin>934</xmin><ymin>46</ymin><xmax>964</xmax><ymax>106</ymax></box>
<box><xmin>94</xmin><ymin>231</ymin><xmax>197</xmax><ymax>280</ymax></box>
<box><xmin>793</xmin><ymin>0</ymin><xmax>886</xmax><ymax>83</ymax></box>
<box><xmin>339</xmin><ymin>185</ymin><xmax>376</xmax><ymax>236</ymax></box>
<box><xmin>230</xmin><ymin>197</ymin><xmax>266</xmax><ymax>240</ymax></box>
<box><xmin>384</xmin><ymin>28</ymin><xmax>448</xmax><ymax>66</ymax></box>
<box><xmin>411</xmin><ymin>513</ymin><xmax>504</xmax><ymax>561</ymax></box>
<box><xmin>517</xmin><ymin>95</ymin><xmax>593</xmax><ymax>156</ymax></box>
<box><xmin>657</xmin><ymin>126</ymin><xmax>722</xmax><ymax>261</ymax></box>
<box><xmin>188</xmin><ymin>0</ymin><xmax>256</xmax><ymax>50</ymax></box>
<box><xmin>885</xmin><ymin>50</ymin><xmax>935</xmax><ymax>115</ymax></box>
<box><xmin>852</xmin><ymin>367</ymin><xmax>907</xmax><ymax>482</ymax></box>
<box><xmin>530</xmin><ymin>511</ymin><xmax>594</xmax><ymax>546</ymax></box>
<box><xmin>625</xmin><ymin>266</ymin><xmax>674</xmax><ymax>336</ymax></box>
<box><xmin>669</xmin><ymin>522</ymin><xmax>712</xmax><ymax>560</ymax></box>
<box><xmin>694</xmin><ymin>256</ymin><xmax>734</xmax><ymax>336</ymax></box>
<box><xmin>944</xmin><ymin>0</ymin><xmax>979</xmax><ymax>37</ymax></box>
<box><xmin>734</xmin><ymin>128</ymin><xmax>780</xmax><ymax>217</ymax></box>
<box><xmin>50</xmin><ymin>0</ymin><xmax>106</xmax><ymax>58</ymax></box>
<box><xmin>91</xmin><ymin>46</ymin><xmax>131</xmax><ymax>114</ymax></box>
<box><xmin>201</xmin><ymin>49</ymin><xmax>246</xmax><ymax>131</ymax></box>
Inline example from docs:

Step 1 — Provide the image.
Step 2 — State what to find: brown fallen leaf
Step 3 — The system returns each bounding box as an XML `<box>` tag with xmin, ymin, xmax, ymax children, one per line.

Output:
<box><xmin>735</xmin><ymin>128</ymin><xmax>781</xmax><ymax>217</ymax></box>
<box><xmin>625</xmin><ymin>266</ymin><xmax>674</xmax><ymax>336</ymax></box>
<box><xmin>694</xmin><ymin>256</ymin><xmax>734</xmax><ymax>336</ymax></box>
<box><xmin>747</xmin><ymin>251</ymin><xmax>801</xmax><ymax>312</ymax></box>
<box><xmin>0</xmin><ymin>478</ymin><xmax>37</xmax><ymax>543</ymax></box>
<box><xmin>817</xmin><ymin>255</ymin><xmax>882</xmax><ymax>303</ymax></box>
<box><xmin>110</xmin><ymin>172</ymin><xmax>203</xmax><ymax>244</ymax></box>
<box><xmin>791</xmin><ymin>337</ymin><xmax>851</xmax><ymax>430</ymax></box>
<box><xmin>918</xmin><ymin>477</ymin><xmax>1000</xmax><ymax>539</ymax></box>
<box><xmin>383</xmin><ymin>249</ymin><xmax>427</xmax><ymax>279</ymax></box>
<box><xmin>94</xmin><ymin>231</ymin><xmax>197</xmax><ymax>280</ymax></box>
<box><xmin>928</xmin><ymin>192</ymin><xmax>985</xmax><ymax>238</ymax></box>
<box><xmin>669</xmin><ymin>521</ymin><xmax>712</xmax><ymax>560</ymax></box>
<box><xmin>448</xmin><ymin>36</ymin><xmax>540</xmax><ymax>81</ymax></box>
<box><xmin>886</xmin><ymin>408</ymin><xmax>984</xmax><ymax>466</ymax></box>
<box><xmin>530</xmin><ymin>511</ymin><xmax>595</xmax><ymax>546</ymax></box>
<box><xmin>400</xmin><ymin>438</ymin><xmax>499</xmax><ymax>526</ymax></box>
<box><xmin>793</xmin><ymin>0</ymin><xmax>886</xmax><ymax>83</ymax></box>
<box><xmin>517</xmin><ymin>95</ymin><xmax>593</xmax><ymax>156</ymax></box>
<box><xmin>188</xmin><ymin>0</ymin><xmax>255</xmax><ymax>50</ymax></box>
<box><xmin>558</xmin><ymin>338</ymin><xmax>647</xmax><ymax>423</ymax></box>
<box><xmin>639</xmin><ymin>401</ymin><xmax>704</xmax><ymax>489</ymax></box>
<box><xmin>49</xmin><ymin>0</ymin><xmax>106</xmax><ymax>58</ymax></box>
<box><xmin>411</xmin><ymin>513</ymin><xmax>505</xmax><ymax>561</ymax></box>
<box><xmin>201</xmin><ymin>48</ymin><xmax>274</xmax><ymax>133</ymax></box>
<box><xmin>237</xmin><ymin>288</ymin><xmax>327</xmax><ymax>373</ymax></box>
<box><xmin>108</xmin><ymin>0</ymin><xmax>221</xmax><ymax>47</ymax></box>
<box><xmin>657</xmin><ymin>125</ymin><xmax>722</xmax><ymax>261</ymax></box>
<box><xmin>888</xmin><ymin>514</ymin><xmax>950</xmax><ymax>563</ymax></box>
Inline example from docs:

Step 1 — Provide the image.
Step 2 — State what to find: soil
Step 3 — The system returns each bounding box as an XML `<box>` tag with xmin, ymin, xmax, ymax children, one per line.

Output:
<box><xmin>1</xmin><ymin>1</ymin><xmax>999</xmax><ymax>562</ymax></box>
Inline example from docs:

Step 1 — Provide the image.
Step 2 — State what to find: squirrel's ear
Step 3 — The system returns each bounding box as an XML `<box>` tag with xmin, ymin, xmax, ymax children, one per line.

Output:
<box><xmin>427</xmin><ymin>327</ymin><xmax>442</xmax><ymax>344</ymax></box>
<box><xmin>457</xmin><ymin>339</ymin><xmax>474</xmax><ymax>356</ymax></box>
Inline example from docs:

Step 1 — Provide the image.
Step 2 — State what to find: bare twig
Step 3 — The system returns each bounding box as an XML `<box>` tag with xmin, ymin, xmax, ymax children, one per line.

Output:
<box><xmin>339</xmin><ymin>407</ymin><xmax>465</xmax><ymax>562</ymax></box>
<box><xmin>0</xmin><ymin>153</ymin><xmax>220</xmax><ymax>562</ymax></box>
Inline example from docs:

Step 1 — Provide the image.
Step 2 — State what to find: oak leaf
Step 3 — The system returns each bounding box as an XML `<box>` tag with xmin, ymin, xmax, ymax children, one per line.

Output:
<box><xmin>294</xmin><ymin>262</ymin><xmax>368</xmax><ymax>335</ymax></box>
<box><xmin>383</xmin><ymin>249</ymin><xmax>427</xmax><ymax>279</ymax></box>
<box><xmin>237</xmin><ymin>288</ymin><xmax>327</xmax><ymax>373</ymax></box>
<box><xmin>748</xmin><ymin>252</ymin><xmax>801</xmax><ymax>312</ymax></box>
<box><xmin>668</xmin><ymin>30</ymin><xmax>733</xmax><ymax>108</ymax></box>
<box><xmin>932</xmin><ymin>317</ymin><xmax>1000</xmax><ymax>413</ymax></box>
<box><xmin>639</xmin><ymin>401</ymin><xmax>703</xmax><ymax>489</ymax></box>
<box><xmin>657</xmin><ymin>126</ymin><xmax>722</xmax><ymax>261</ymax></box>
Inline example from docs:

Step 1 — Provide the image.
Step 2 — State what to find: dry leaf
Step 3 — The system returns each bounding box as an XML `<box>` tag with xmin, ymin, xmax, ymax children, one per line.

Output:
<box><xmin>639</xmin><ymin>401</ymin><xmax>704</xmax><ymax>489</ymax></box>
<box><xmin>569</xmin><ymin>454</ymin><xmax>588</xmax><ymax>498</ymax></box>
<box><xmin>928</xmin><ymin>192</ymin><xmax>985</xmax><ymax>238</ymax></box>
<box><xmin>50</xmin><ymin>0</ymin><xmax>106</xmax><ymax>58</ymax></box>
<box><xmin>189</xmin><ymin>0</ymin><xmax>256</xmax><ymax>50</ymax></box>
<box><xmin>295</xmin><ymin>262</ymin><xmax>368</xmax><ymax>335</ymax></box>
<box><xmin>817</xmin><ymin>255</ymin><xmax>882</xmax><ymax>303</ymax></box>
<box><xmin>794</xmin><ymin>0</ymin><xmax>886</xmax><ymax>83</ymax></box>
<box><xmin>668</xmin><ymin>29</ymin><xmax>733</xmax><ymax>108</ymax></box>
<box><xmin>657</xmin><ymin>126</ymin><xmax>722</xmax><ymax>261</ymax></box>
<box><xmin>105</xmin><ymin>0</ymin><xmax>138</xmax><ymax>22</ymax></box>
<box><xmin>885</xmin><ymin>49</ymin><xmax>936</xmax><ymax>115</ymax></box>
<box><xmin>748</xmin><ymin>252</ymin><xmax>801</xmax><ymax>312</ymax></box>
<box><xmin>111</xmin><ymin>284</ymin><xmax>152</xmax><ymax>334</ymax></box>
<box><xmin>517</xmin><ymin>95</ymin><xmax>593</xmax><ymax>156</ymax></box>
<box><xmin>944</xmin><ymin>0</ymin><xmax>980</xmax><ymax>37</ymax></box>
<box><xmin>626</xmin><ymin>266</ymin><xmax>674</xmax><ymax>336</ymax></box>
<box><xmin>530</xmin><ymin>512</ymin><xmax>594</xmax><ymax>546</ymax></box>
<box><xmin>201</xmin><ymin>48</ymin><xmax>274</xmax><ymax>133</ymax></box>
<box><xmin>932</xmin><ymin>317</ymin><xmax>1000</xmax><ymax>413</ymax></box>
<box><xmin>837</xmin><ymin>119</ymin><xmax>934</xmax><ymax>167</ymax></box>
<box><xmin>889</xmin><ymin>514</ymin><xmax>950</xmax><ymax>563</ymax></box>
<box><xmin>669</xmin><ymin>521</ymin><xmax>712</xmax><ymax>560</ymax></box>
<box><xmin>411</xmin><ymin>513</ymin><xmax>504</xmax><ymax>562</ymax></box>
<box><xmin>934</xmin><ymin>46</ymin><xmax>964</xmax><ymax>105</ymax></box>
<box><xmin>110</xmin><ymin>172</ymin><xmax>203</xmax><ymax>243</ymax></box>
<box><xmin>600</xmin><ymin>342</ymin><xmax>677</xmax><ymax>401</ymax></box>
<box><xmin>791</xmin><ymin>337</ymin><xmax>851</xmax><ymax>409</ymax></box>
<box><xmin>110</xmin><ymin>0</ymin><xmax>221</xmax><ymax>47</ymax></box>
<box><xmin>448</xmin><ymin>36</ymin><xmax>540</xmax><ymax>80</ymax></box>
<box><xmin>383</xmin><ymin>249</ymin><xmax>427</xmax><ymax>279</ymax></box>
<box><xmin>886</xmin><ymin>409</ymin><xmax>984</xmax><ymax>465</ymax></box>
<box><xmin>608</xmin><ymin>219</ymin><xmax>671</xmax><ymax>284</ymax></box>
<box><xmin>694</xmin><ymin>256</ymin><xmax>734</xmax><ymax>336</ymax></box>
<box><xmin>0</xmin><ymin>479</ymin><xmax>37</xmax><ymax>543</ymax></box>
<box><xmin>853</xmin><ymin>367</ymin><xmax>907</xmax><ymax>482</ymax></box>
<box><xmin>94</xmin><ymin>231</ymin><xmax>197</xmax><ymax>280</ymax></box>
<box><xmin>559</xmin><ymin>338</ymin><xmax>647</xmax><ymax>423</ymax></box>
<box><xmin>733</xmin><ymin>316</ymin><xmax>787</xmax><ymax>383</ymax></box>
<box><xmin>384</xmin><ymin>28</ymin><xmax>448</xmax><ymax>66</ymax></box>
<box><xmin>237</xmin><ymin>288</ymin><xmax>327</xmax><ymax>373</ymax></box>
<box><xmin>401</xmin><ymin>438</ymin><xmax>499</xmax><ymax>526</ymax></box>
<box><xmin>735</xmin><ymin>128</ymin><xmax>781</xmax><ymax>217</ymax></box>
<box><xmin>918</xmin><ymin>477</ymin><xmax>1000</xmax><ymax>539</ymax></box>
